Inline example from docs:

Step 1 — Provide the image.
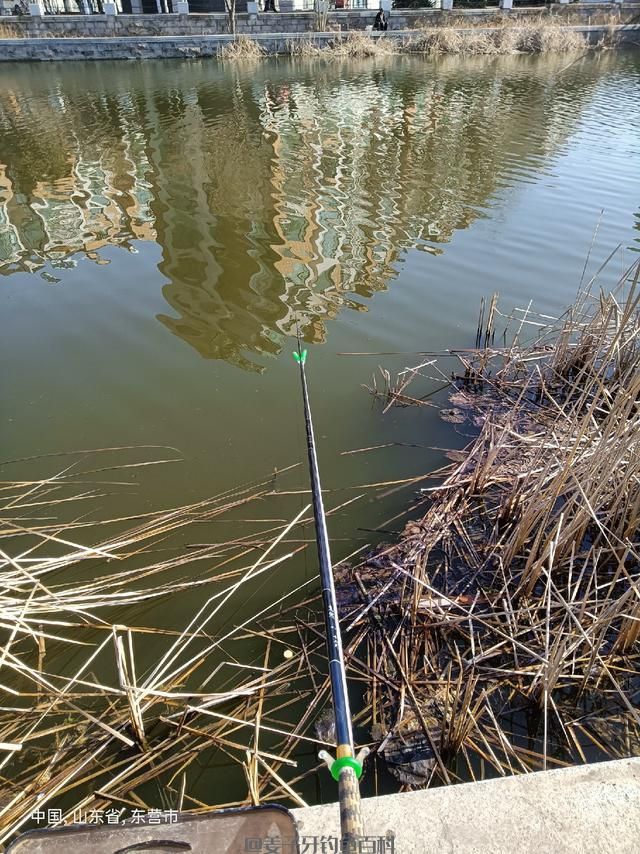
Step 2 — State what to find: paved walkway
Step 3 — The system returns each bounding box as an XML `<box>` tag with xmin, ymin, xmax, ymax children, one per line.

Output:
<box><xmin>293</xmin><ymin>757</ymin><xmax>640</xmax><ymax>853</ymax></box>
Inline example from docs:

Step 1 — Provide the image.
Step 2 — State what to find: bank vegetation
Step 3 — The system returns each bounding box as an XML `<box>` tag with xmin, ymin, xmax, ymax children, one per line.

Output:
<box><xmin>349</xmin><ymin>257</ymin><xmax>640</xmax><ymax>785</ymax></box>
<box><xmin>217</xmin><ymin>15</ymin><xmax>629</xmax><ymax>61</ymax></box>
<box><xmin>1</xmin><ymin>258</ymin><xmax>639</xmax><ymax>845</ymax></box>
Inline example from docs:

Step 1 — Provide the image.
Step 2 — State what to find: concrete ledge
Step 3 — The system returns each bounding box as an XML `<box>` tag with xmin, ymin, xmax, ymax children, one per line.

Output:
<box><xmin>293</xmin><ymin>758</ymin><xmax>640</xmax><ymax>853</ymax></box>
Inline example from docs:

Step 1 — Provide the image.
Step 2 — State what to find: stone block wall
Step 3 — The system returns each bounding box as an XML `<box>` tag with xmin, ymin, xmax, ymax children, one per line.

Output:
<box><xmin>0</xmin><ymin>24</ymin><xmax>635</xmax><ymax>60</ymax></box>
<box><xmin>0</xmin><ymin>5</ymin><xmax>637</xmax><ymax>40</ymax></box>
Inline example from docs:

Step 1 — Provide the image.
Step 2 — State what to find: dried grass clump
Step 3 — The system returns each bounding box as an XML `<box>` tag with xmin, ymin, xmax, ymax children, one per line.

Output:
<box><xmin>287</xmin><ymin>38</ymin><xmax>323</xmax><ymax>58</ymax></box>
<box><xmin>328</xmin><ymin>31</ymin><xmax>398</xmax><ymax>59</ymax></box>
<box><xmin>351</xmin><ymin>256</ymin><xmax>640</xmax><ymax>785</ymax></box>
<box><xmin>512</xmin><ymin>23</ymin><xmax>587</xmax><ymax>54</ymax></box>
<box><xmin>411</xmin><ymin>28</ymin><xmax>500</xmax><ymax>56</ymax></box>
<box><xmin>410</xmin><ymin>23</ymin><xmax>587</xmax><ymax>56</ymax></box>
<box><xmin>289</xmin><ymin>32</ymin><xmax>398</xmax><ymax>62</ymax></box>
<box><xmin>217</xmin><ymin>35</ymin><xmax>265</xmax><ymax>61</ymax></box>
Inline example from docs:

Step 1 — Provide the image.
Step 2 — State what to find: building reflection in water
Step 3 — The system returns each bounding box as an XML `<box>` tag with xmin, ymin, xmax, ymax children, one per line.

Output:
<box><xmin>0</xmin><ymin>55</ymin><xmax>611</xmax><ymax>371</ymax></box>
<box><xmin>0</xmin><ymin>88</ymin><xmax>155</xmax><ymax>276</ymax></box>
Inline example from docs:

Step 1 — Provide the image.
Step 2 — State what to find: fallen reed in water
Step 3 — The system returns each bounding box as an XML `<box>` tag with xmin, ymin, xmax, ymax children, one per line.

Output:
<box><xmin>0</xmin><ymin>451</ymin><xmax>338</xmax><ymax>845</ymax></box>
<box><xmin>349</xmin><ymin>257</ymin><xmax>640</xmax><ymax>786</ymax></box>
<box><xmin>3</xmin><ymin>260</ymin><xmax>639</xmax><ymax>846</ymax></box>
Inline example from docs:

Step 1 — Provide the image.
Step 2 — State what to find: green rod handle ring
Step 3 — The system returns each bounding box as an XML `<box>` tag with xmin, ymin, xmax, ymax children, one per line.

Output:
<box><xmin>330</xmin><ymin>756</ymin><xmax>363</xmax><ymax>782</ymax></box>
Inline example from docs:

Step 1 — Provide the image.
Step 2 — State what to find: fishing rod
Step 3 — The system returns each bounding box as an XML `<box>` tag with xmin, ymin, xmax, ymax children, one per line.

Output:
<box><xmin>293</xmin><ymin>332</ymin><xmax>368</xmax><ymax>848</ymax></box>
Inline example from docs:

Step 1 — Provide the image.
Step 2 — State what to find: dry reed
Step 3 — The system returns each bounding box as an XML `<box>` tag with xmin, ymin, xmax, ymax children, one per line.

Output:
<box><xmin>409</xmin><ymin>22</ymin><xmax>587</xmax><ymax>56</ymax></box>
<box><xmin>222</xmin><ymin>22</ymin><xmax>592</xmax><ymax>65</ymax></box>
<box><xmin>0</xmin><ymin>451</ymin><xmax>336</xmax><ymax>844</ymax></box>
<box><xmin>217</xmin><ymin>35</ymin><xmax>265</xmax><ymax>61</ymax></box>
<box><xmin>286</xmin><ymin>38</ymin><xmax>324</xmax><ymax>58</ymax></box>
<box><xmin>327</xmin><ymin>31</ymin><xmax>398</xmax><ymax>59</ymax></box>
<box><xmin>352</xmin><ymin>255</ymin><xmax>640</xmax><ymax>785</ymax></box>
<box><xmin>3</xmin><ymin>258</ymin><xmax>639</xmax><ymax>846</ymax></box>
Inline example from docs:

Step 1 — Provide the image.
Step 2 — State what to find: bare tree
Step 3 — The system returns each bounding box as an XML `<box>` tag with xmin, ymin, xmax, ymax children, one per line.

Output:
<box><xmin>314</xmin><ymin>0</ymin><xmax>328</xmax><ymax>32</ymax></box>
<box><xmin>225</xmin><ymin>0</ymin><xmax>237</xmax><ymax>35</ymax></box>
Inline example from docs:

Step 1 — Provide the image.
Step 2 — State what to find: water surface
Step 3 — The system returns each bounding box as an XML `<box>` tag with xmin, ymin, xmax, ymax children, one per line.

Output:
<box><xmin>2</xmin><ymin>52</ymin><xmax>638</xmax><ymax>501</ymax></box>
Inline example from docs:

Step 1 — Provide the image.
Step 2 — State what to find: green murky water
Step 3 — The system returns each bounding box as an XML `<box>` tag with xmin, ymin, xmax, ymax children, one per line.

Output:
<box><xmin>2</xmin><ymin>45</ymin><xmax>640</xmax><ymax>666</ymax></box>
<box><xmin>2</xmin><ymin>51</ymin><xmax>639</xmax><ymax>510</ymax></box>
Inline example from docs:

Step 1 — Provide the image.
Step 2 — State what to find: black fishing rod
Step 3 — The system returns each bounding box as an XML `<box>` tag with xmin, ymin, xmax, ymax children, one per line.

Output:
<box><xmin>293</xmin><ymin>334</ymin><xmax>368</xmax><ymax>848</ymax></box>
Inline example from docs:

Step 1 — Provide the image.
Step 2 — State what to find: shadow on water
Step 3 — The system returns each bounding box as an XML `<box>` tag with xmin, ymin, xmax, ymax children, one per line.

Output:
<box><xmin>1</xmin><ymin>51</ymin><xmax>638</xmax><ymax>372</ymax></box>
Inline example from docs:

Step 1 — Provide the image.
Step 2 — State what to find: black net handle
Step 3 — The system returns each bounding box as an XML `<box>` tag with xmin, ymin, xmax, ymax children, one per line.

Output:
<box><xmin>113</xmin><ymin>841</ymin><xmax>192</xmax><ymax>853</ymax></box>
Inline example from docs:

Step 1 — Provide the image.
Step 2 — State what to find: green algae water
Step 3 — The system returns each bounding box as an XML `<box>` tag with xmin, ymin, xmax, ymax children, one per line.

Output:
<box><xmin>1</xmin><ymin>49</ymin><xmax>640</xmax><ymax>808</ymax></box>
<box><xmin>2</xmin><ymin>52</ymin><xmax>639</xmax><ymax>506</ymax></box>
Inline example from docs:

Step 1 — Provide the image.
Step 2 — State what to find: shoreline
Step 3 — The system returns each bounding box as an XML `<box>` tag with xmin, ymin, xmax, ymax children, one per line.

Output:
<box><xmin>0</xmin><ymin>23</ymin><xmax>637</xmax><ymax>61</ymax></box>
<box><xmin>0</xmin><ymin>4</ymin><xmax>638</xmax><ymax>61</ymax></box>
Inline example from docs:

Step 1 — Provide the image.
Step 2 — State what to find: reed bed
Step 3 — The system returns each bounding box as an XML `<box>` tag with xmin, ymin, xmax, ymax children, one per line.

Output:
<box><xmin>3</xmin><ymin>262</ymin><xmax>640</xmax><ymax>846</ymax></box>
<box><xmin>326</xmin><ymin>31</ymin><xmax>398</xmax><ymax>59</ymax></box>
<box><xmin>286</xmin><ymin>32</ymin><xmax>398</xmax><ymax>60</ymax></box>
<box><xmin>350</xmin><ymin>259</ymin><xmax>640</xmax><ymax>786</ymax></box>
<box><xmin>289</xmin><ymin>24</ymin><xmax>591</xmax><ymax>61</ymax></box>
<box><xmin>226</xmin><ymin>17</ymin><xmax>602</xmax><ymax>64</ymax></box>
<box><xmin>217</xmin><ymin>35</ymin><xmax>265</xmax><ymax>61</ymax></box>
<box><xmin>409</xmin><ymin>22</ymin><xmax>587</xmax><ymax>55</ymax></box>
<box><xmin>286</xmin><ymin>38</ymin><xmax>324</xmax><ymax>59</ymax></box>
<box><xmin>0</xmin><ymin>451</ymin><xmax>338</xmax><ymax>844</ymax></box>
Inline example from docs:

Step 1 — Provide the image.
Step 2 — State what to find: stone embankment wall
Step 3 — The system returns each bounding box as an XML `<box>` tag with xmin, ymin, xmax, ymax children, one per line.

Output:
<box><xmin>0</xmin><ymin>4</ymin><xmax>638</xmax><ymax>60</ymax></box>
<box><xmin>0</xmin><ymin>23</ymin><xmax>637</xmax><ymax>60</ymax></box>
<box><xmin>0</xmin><ymin>5</ymin><xmax>638</xmax><ymax>38</ymax></box>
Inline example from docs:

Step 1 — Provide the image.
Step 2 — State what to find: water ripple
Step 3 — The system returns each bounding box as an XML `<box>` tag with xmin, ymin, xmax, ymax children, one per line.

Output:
<box><xmin>1</xmin><ymin>51</ymin><xmax>639</xmax><ymax>367</ymax></box>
